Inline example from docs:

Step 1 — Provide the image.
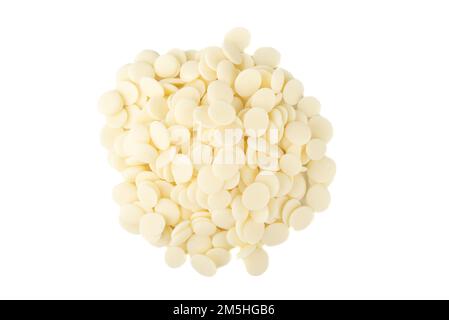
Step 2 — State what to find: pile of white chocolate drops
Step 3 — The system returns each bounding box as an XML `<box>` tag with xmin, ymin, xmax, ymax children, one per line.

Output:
<box><xmin>99</xmin><ymin>28</ymin><xmax>335</xmax><ymax>277</ymax></box>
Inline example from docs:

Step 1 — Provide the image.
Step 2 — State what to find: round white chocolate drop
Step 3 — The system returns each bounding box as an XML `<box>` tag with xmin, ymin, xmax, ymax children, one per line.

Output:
<box><xmin>309</xmin><ymin>116</ymin><xmax>333</xmax><ymax>142</ymax></box>
<box><xmin>98</xmin><ymin>90</ymin><xmax>124</xmax><ymax>115</ymax></box>
<box><xmin>306</xmin><ymin>138</ymin><xmax>327</xmax><ymax>160</ymax></box>
<box><xmin>235</xmin><ymin>69</ymin><xmax>261</xmax><ymax>97</ymax></box>
<box><xmin>140</xmin><ymin>77</ymin><xmax>164</xmax><ymax>98</ymax></box>
<box><xmin>154</xmin><ymin>54</ymin><xmax>180</xmax><ymax>78</ymax></box>
<box><xmin>171</xmin><ymin>154</ymin><xmax>193</xmax><ymax>184</ymax></box>
<box><xmin>197</xmin><ymin>166</ymin><xmax>224</xmax><ymax>195</ymax></box>
<box><xmin>243</xmin><ymin>247</ymin><xmax>269</xmax><ymax>276</ymax></box>
<box><xmin>187</xmin><ymin>234</ymin><xmax>212</xmax><ymax>255</ymax></box>
<box><xmin>285</xmin><ymin>121</ymin><xmax>311</xmax><ymax>146</ymax></box>
<box><xmin>140</xmin><ymin>213</ymin><xmax>166</xmax><ymax>238</ymax></box>
<box><xmin>180</xmin><ymin>61</ymin><xmax>199</xmax><ymax>82</ymax></box>
<box><xmin>280</xmin><ymin>153</ymin><xmax>302</xmax><ymax>176</ymax></box>
<box><xmin>283</xmin><ymin>79</ymin><xmax>303</xmax><ymax>105</ymax></box>
<box><xmin>149</xmin><ymin>121</ymin><xmax>170</xmax><ymax>150</ymax></box>
<box><xmin>250</xmin><ymin>88</ymin><xmax>276</xmax><ymax>112</ymax></box>
<box><xmin>119</xmin><ymin>204</ymin><xmax>144</xmax><ymax>234</ymax></box>
<box><xmin>112</xmin><ymin>182</ymin><xmax>137</xmax><ymax>205</ymax></box>
<box><xmin>242</xmin><ymin>182</ymin><xmax>270</xmax><ymax>211</ymax></box>
<box><xmin>262</xmin><ymin>223</ymin><xmax>289</xmax><ymax>246</ymax></box>
<box><xmin>306</xmin><ymin>184</ymin><xmax>331</xmax><ymax>212</ymax></box>
<box><xmin>307</xmin><ymin>157</ymin><xmax>336</xmax><ymax>184</ymax></box>
<box><xmin>117</xmin><ymin>81</ymin><xmax>139</xmax><ymax>106</ymax></box>
<box><xmin>224</xmin><ymin>27</ymin><xmax>251</xmax><ymax>51</ymax></box>
<box><xmin>289</xmin><ymin>206</ymin><xmax>314</xmax><ymax>231</ymax></box>
<box><xmin>165</xmin><ymin>247</ymin><xmax>186</xmax><ymax>268</ymax></box>
<box><xmin>253</xmin><ymin>47</ymin><xmax>280</xmax><ymax>67</ymax></box>
<box><xmin>243</xmin><ymin>219</ymin><xmax>265</xmax><ymax>244</ymax></box>
<box><xmin>208</xmin><ymin>101</ymin><xmax>236</xmax><ymax>126</ymax></box>
<box><xmin>191</xmin><ymin>254</ymin><xmax>217</xmax><ymax>277</ymax></box>
<box><xmin>206</xmin><ymin>248</ymin><xmax>231</xmax><ymax>268</ymax></box>
<box><xmin>244</xmin><ymin>107</ymin><xmax>269</xmax><ymax>137</ymax></box>
<box><xmin>298</xmin><ymin>96</ymin><xmax>321</xmax><ymax>117</ymax></box>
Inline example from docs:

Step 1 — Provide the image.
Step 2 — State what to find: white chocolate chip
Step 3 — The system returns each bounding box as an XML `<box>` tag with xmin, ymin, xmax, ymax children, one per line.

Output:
<box><xmin>243</xmin><ymin>247</ymin><xmax>269</xmax><ymax>276</ymax></box>
<box><xmin>250</xmin><ymin>88</ymin><xmax>276</xmax><ymax>112</ymax></box>
<box><xmin>165</xmin><ymin>247</ymin><xmax>186</xmax><ymax>268</ymax></box>
<box><xmin>262</xmin><ymin>223</ymin><xmax>289</xmax><ymax>246</ymax></box>
<box><xmin>197</xmin><ymin>166</ymin><xmax>224</xmax><ymax>195</ymax></box>
<box><xmin>283</xmin><ymin>79</ymin><xmax>303</xmax><ymax>105</ymax></box>
<box><xmin>244</xmin><ymin>107</ymin><xmax>269</xmax><ymax>137</ymax></box>
<box><xmin>271</xmin><ymin>68</ymin><xmax>285</xmax><ymax>93</ymax></box>
<box><xmin>253</xmin><ymin>47</ymin><xmax>281</xmax><ymax>67</ymax></box>
<box><xmin>235</xmin><ymin>69</ymin><xmax>261</xmax><ymax>97</ymax></box>
<box><xmin>306</xmin><ymin>138</ymin><xmax>327</xmax><ymax>160</ymax></box>
<box><xmin>298</xmin><ymin>96</ymin><xmax>321</xmax><ymax>117</ymax></box>
<box><xmin>206</xmin><ymin>248</ymin><xmax>231</xmax><ymax>268</ymax></box>
<box><xmin>191</xmin><ymin>254</ymin><xmax>217</xmax><ymax>277</ymax></box>
<box><xmin>128</xmin><ymin>62</ymin><xmax>154</xmax><ymax>83</ymax></box>
<box><xmin>242</xmin><ymin>182</ymin><xmax>270</xmax><ymax>211</ymax></box>
<box><xmin>180</xmin><ymin>61</ymin><xmax>200</xmax><ymax>82</ymax></box>
<box><xmin>117</xmin><ymin>81</ymin><xmax>139</xmax><ymax>106</ymax></box>
<box><xmin>140</xmin><ymin>77</ymin><xmax>164</xmax><ymax>98</ymax></box>
<box><xmin>119</xmin><ymin>204</ymin><xmax>144</xmax><ymax>234</ymax></box>
<box><xmin>285</xmin><ymin>121</ymin><xmax>311</xmax><ymax>146</ymax></box>
<box><xmin>289</xmin><ymin>206</ymin><xmax>314</xmax><ymax>231</ymax></box>
<box><xmin>307</xmin><ymin>157</ymin><xmax>336</xmax><ymax>184</ymax></box>
<box><xmin>140</xmin><ymin>213</ymin><xmax>166</xmax><ymax>238</ymax></box>
<box><xmin>224</xmin><ymin>27</ymin><xmax>251</xmax><ymax>51</ymax></box>
<box><xmin>154</xmin><ymin>54</ymin><xmax>180</xmax><ymax>78</ymax></box>
<box><xmin>98</xmin><ymin>90</ymin><xmax>124</xmax><ymax>115</ymax></box>
<box><xmin>112</xmin><ymin>182</ymin><xmax>137</xmax><ymax>205</ymax></box>
<box><xmin>306</xmin><ymin>184</ymin><xmax>331</xmax><ymax>212</ymax></box>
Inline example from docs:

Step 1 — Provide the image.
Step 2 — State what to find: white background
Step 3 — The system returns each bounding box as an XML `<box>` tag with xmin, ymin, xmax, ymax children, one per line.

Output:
<box><xmin>0</xmin><ymin>0</ymin><xmax>448</xmax><ymax>300</ymax></box>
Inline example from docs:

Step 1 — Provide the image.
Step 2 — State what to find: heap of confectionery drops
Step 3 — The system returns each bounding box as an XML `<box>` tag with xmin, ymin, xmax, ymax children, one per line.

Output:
<box><xmin>99</xmin><ymin>28</ymin><xmax>335</xmax><ymax>276</ymax></box>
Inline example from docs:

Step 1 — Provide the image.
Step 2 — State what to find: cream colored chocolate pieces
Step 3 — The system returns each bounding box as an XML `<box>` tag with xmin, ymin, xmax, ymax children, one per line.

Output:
<box><xmin>235</xmin><ymin>69</ymin><xmax>261</xmax><ymax>97</ymax></box>
<box><xmin>242</xmin><ymin>182</ymin><xmax>270</xmax><ymax>211</ymax></box>
<box><xmin>98</xmin><ymin>91</ymin><xmax>123</xmax><ymax>115</ymax></box>
<box><xmin>154</xmin><ymin>54</ymin><xmax>180</xmax><ymax>78</ymax></box>
<box><xmin>99</xmin><ymin>28</ymin><xmax>335</xmax><ymax>277</ymax></box>
<box><xmin>165</xmin><ymin>247</ymin><xmax>186</xmax><ymax>268</ymax></box>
